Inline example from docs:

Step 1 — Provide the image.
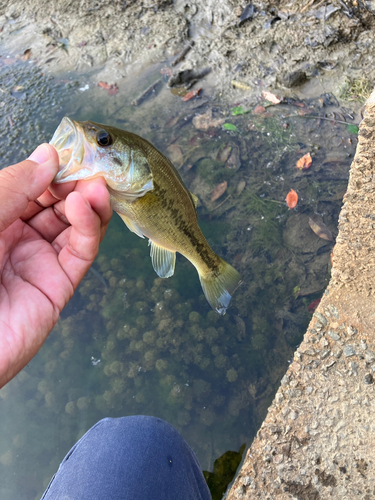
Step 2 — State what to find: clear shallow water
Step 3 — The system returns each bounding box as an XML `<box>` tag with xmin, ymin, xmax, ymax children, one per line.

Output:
<box><xmin>0</xmin><ymin>58</ymin><xmax>357</xmax><ymax>499</ymax></box>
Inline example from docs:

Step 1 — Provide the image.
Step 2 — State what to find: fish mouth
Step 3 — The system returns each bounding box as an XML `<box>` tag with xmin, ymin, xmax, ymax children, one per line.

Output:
<box><xmin>50</xmin><ymin>117</ymin><xmax>96</xmax><ymax>183</ymax></box>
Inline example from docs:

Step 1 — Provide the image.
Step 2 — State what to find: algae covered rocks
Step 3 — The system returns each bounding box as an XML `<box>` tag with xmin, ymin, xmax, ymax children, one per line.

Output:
<box><xmin>50</xmin><ymin>117</ymin><xmax>241</xmax><ymax>314</ymax></box>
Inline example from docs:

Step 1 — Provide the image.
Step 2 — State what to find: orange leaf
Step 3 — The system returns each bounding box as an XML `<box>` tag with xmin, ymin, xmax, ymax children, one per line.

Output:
<box><xmin>182</xmin><ymin>88</ymin><xmax>201</xmax><ymax>102</ymax></box>
<box><xmin>98</xmin><ymin>81</ymin><xmax>110</xmax><ymax>89</ymax></box>
<box><xmin>211</xmin><ymin>181</ymin><xmax>228</xmax><ymax>202</ymax></box>
<box><xmin>262</xmin><ymin>90</ymin><xmax>281</xmax><ymax>104</ymax></box>
<box><xmin>286</xmin><ymin>189</ymin><xmax>298</xmax><ymax>209</ymax></box>
<box><xmin>296</xmin><ymin>152</ymin><xmax>312</xmax><ymax>170</ymax></box>
<box><xmin>98</xmin><ymin>81</ymin><xmax>118</xmax><ymax>96</ymax></box>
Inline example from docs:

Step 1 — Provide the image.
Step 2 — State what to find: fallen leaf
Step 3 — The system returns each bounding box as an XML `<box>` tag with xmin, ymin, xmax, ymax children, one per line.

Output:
<box><xmin>232</xmin><ymin>105</ymin><xmax>249</xmax><ymax>115</ymax></box>
<box><xmin>211</xmin><ymin>181</ymin><xmax>228</xmax><ymax>202</ymax></box>
<box><xmin>236</xmin><ymin>180</ymin><xmax>246</xmax><ymax>196</ymax></box>
<box><xmin>192</xmin><ymin>109</ymin><xmax>225</xmax><ymax>130</ymax></box>
<box><xmin>262</xmin><ymin>90</ymin><xmax>281</xmax><ymax>104</ymax></box>
<box><xmin>166</xmin><ymin>144</ymin><xmax>183</xmax><ymax>168</ymax></box>
<box><xmin>308</xmin><ymin>217</ymin><xmax>334</xmax><ymax>241</ymax></box>
<box><xmin>253</xmin><ymin>105</ymin><xmax>266</xmax><ymax>114</ymax></box>
<box><xmin>216</xmin><ymin>144</ymin><xmax>232</xmax><ymax>162</ymax></box>
<box><xmin>2</xmin><ymin>57</ymin><xmax>16</xmax><ymax>65</ymax></box>
<box><xmin>286</xmin><ymin>189</ymin><xmax>298</xmax><ymax>209</ymax></box>
<box><xmin>98</xmin><ymin>81</ymin><xmax>110</xmax><ymax>90</ymax></box>
<box><xmin>347</xmin><ymin>124</ymin><xmax>359</xmax><ymax>135</ymax></box>
<box><xmin>226</xmin><ymin>146</ymin><xmax>241</xmax><ymax>170</ymax></box>
<box><xmin>296</xmin><ymin>152</ymin><xmax>312</xmax><ymax>170</ymax></box>
<box><xmin>98</xmin><ymin>81</ymin><xmax>118</xmax><ymax>96</ymax></box>
<box><xmin>107</xmin><ymin>83</ymin><xmax>118</xmax><ymax>96</ymax></box>
<box><xmin>182</xmin><ymin>88</ymin><xmax>201</xmax><ymax>101</ymax></box>
<box><xmin>308</xmin><ymin>298</ymin><xmax>321</xmax><ymax>313</ymax></box>
<box><xmin>21</xmin><ymin>49</ymin><xmax>32</xmax><ymax>61</ymax></box>
<box><xmin>160</xmin><ymin>67</ymin><xmax>173</xmax><ymax>76</ymax></box>
<box><xmin>77</xmin><ymin>41</ymin><xmax>87</xmax><ymax>47</ymax></box>
<box><xmin>223</xmin><ymin>123</ymin><xmax>238</xmax><ymax>131</ymax></box>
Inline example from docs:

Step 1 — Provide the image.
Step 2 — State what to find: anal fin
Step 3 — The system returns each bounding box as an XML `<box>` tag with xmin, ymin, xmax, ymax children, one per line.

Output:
<box><xmin>118</xmin><ymin>213</ymin><xmax>145</xmax><ymax>239</ymax></box>
<box><xmin>149</xmin><ymin>240</ymin><xmax>176</xmax><ymax>278</ymax></box>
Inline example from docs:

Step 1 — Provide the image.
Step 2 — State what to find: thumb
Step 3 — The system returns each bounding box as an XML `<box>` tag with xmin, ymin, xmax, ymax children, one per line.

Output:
<box><xmin>0</xmin><ymin>144</ymin><xmax>59</xmax><ymax>232</ymax></box>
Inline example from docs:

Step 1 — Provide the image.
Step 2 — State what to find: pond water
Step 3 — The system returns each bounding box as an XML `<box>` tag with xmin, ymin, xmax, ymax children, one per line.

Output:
<box><xmin>0</xmin><ymin>56</ymin><xmax>357</xmax><ymax>499</ymax></box>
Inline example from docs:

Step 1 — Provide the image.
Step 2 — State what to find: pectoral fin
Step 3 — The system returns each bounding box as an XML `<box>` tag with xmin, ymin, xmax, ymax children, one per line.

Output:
<box><xmin>118</xmin><ymin>213</ymin><xmax>145</xmax><ymax>239</ymax></box>
<box><xmin>190</xmin><ymin>192</ymin><xmax>199</xmax><ymax>208</ymax></box>
<box><xmin>149</xmin><ymin>240</ymin><xmax>176</xmax><ymax>278</ymax></box>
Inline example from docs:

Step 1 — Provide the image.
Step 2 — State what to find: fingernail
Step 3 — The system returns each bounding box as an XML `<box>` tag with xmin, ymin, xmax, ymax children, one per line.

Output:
<box><xmin>29</xmin><ymin>144</ymin><xmax>52</xmax><ymax>164</ymax></box>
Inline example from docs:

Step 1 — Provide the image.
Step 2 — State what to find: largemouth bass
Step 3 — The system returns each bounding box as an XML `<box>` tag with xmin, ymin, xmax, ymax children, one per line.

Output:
<box><xmin>50</xmin><ymin>117</ymin><xmax>241</xmax><ymax>314</ymax></box>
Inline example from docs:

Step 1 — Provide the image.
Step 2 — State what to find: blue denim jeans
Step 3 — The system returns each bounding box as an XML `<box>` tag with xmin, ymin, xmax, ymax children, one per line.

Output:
<box><xmin>42</xmin><ymin>416</ymin><xmax>212</xmax><ymax>499</ymax></box>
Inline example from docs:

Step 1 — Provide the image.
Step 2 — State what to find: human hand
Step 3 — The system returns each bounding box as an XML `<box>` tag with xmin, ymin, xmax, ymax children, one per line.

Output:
<box><xmin>0</xmin><ymin>144</ymin><xmax>112</xmax><ymax>388</ymax></box>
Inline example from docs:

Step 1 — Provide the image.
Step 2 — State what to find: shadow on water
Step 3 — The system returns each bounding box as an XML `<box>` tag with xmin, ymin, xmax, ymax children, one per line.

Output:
<box><xmin>0</xmin><ymin>56</ymin><xmax>358</xmax><ymax>498</ymax></box>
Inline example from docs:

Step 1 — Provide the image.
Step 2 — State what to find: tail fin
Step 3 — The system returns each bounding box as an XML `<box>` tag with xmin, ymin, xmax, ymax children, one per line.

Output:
<box><xmin>199</xmin><ymin>257</ymin><xmax>242</xmax><ymax>315</ymax></box>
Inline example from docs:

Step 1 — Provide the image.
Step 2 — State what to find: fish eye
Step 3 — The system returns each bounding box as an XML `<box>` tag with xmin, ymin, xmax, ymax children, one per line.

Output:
<box><xmin>96</xmin><ymin>129</ymin><xmax>112</xmax><ymax>147</ymax></box>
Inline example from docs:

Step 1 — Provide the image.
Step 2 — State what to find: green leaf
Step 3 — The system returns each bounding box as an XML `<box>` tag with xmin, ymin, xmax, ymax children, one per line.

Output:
<box><xmin>347</xmin><ymin>124</ymin><xmax>359</xmax><ymax>134</ymax></box>
<box><xmin>231</xmin><ymin>106</ymin><xmax>244</xmax><ymax>115</ymax></box>
<box><xmin>223</xmin><ymin>123</ymin><xmax>238</xmax><ymax>131</ymax></box>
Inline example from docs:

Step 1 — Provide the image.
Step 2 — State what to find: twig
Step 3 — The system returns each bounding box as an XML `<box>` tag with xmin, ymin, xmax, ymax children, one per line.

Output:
<box><xmin>300</xmin><ymin>0</ymin><xmax>317</xmax><ymax>14</ymax></box>
<box><xmin>131</xmin><ymin>79</ymin><xmax>162</xmax><ymax>106</ymax></box>
<box><xmin>295</xmin><ymin>114</ymin><xmax>359</xmax><ymax>126</ymax></box>
<box><xmin>314</xmin><ymin>0</ymin><xmax>328</xmax><ymax>10</ymax></box>
<box><xmin>263</xmin><ymin>199</ymin><xmax>286</xmax><ymax>205</ymax></box>
<box><xmin>211</xmin><ymin>194</ymin><xmax>231</xmax><ymax>212</ymax></box>
<box><xmin>171</xmin><ymin>41</ymin><xmax>195</xmax><ymax>67</ymax></box>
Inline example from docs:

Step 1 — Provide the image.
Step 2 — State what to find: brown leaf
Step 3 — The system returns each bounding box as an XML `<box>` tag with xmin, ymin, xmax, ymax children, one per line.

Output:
<box><xmin>166</xmin><ymin>144</ymin><xmax>183</xmax><ymax>168</ymax></box>
<box><xmin>192</xmin><ymin>109</ymin><xmax>225</xmax><ymax>130</ymax></box>
<box><xmin>253</xmin><ymin>105</ymin><xmax>266</xmax><ymax>115</ymax></box>
<box><xmin>226</xmin><ymin>146</ymin><xmax>241</xmax><ymax>171</ymax></box>
<box><xmin>308</xmin><ymin>218</ymin><xmax>334</xmax><ymax>241</ymax></box>
<box><xmin>236</xmin><ymin>180</ymin><xmax>246</xmax><ymax>196</ymax></box>
<box><xmin>107</xmin><ymin>83</ymin><xmax>118</xmax><ymax>96</ymax></box>
<box><xmin>296</xmin><ymin>152</ymin><xmax>312</xmax><ymax>170</ymax></box>
<box><xmin>216</xmin><ymin>144</ymin><xmax>232</xmax><ymax>162</ymax></box>
<box><xmin>286</xmin><ymin>189</ymin><xmax>298</xmax><ymax>209</ymax></box>
<box><xmin>211</xmin><ymin>181</ymin><xmax>228</xmax><ymax>202</ymax></box>
<box><xmin>262</xmin><ymin>90</ymin><xmax>281</xmax><ymax>104</ymax></box>
<box><xmin>21</xmin><ymin>49</ymin><xmax>32</xmax><ymax>61</ymax></box>
<box><xmin>182</xmin><ymin>88</ymin><xmax>202</xmax><ymax>102</ymax></box>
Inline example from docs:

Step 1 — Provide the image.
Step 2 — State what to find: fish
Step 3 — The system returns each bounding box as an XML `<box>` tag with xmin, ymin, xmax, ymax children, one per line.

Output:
<box><xmin>50</xmin><ymin>117</ymin><xmax>242</xmax><ymax>314</ymax></box>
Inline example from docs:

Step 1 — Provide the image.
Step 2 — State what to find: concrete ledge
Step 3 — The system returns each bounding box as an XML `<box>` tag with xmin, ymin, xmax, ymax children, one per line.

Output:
<box><xmin>227</xmin><ymin>92</ymin><xmax>375</xmax><ymax>499</ymax></box>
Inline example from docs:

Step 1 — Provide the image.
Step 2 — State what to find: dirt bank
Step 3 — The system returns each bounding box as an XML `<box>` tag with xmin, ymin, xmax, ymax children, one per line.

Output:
<box><xmin>1</xmin><ymin>0</ymin><xmax>375</xmax><ymax>101</ymax></box>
